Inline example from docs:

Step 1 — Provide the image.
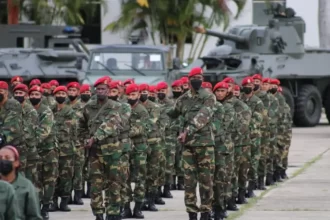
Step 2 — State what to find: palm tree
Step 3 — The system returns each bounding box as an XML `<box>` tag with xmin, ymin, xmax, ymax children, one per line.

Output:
<box><xmin>319</xmin><ymin>0</ymin><xmax>330</xmax><ymax>48</ymax></box>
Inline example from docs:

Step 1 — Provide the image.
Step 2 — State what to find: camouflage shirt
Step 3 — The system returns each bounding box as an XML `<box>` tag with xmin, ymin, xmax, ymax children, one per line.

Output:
<box><xmin>22</xmin><ymin>102</ymin><xmax>39</xmax><ymax>160</ymax></box>
<box><xmin>276</xmin><ymin>92</ymin><xmax>287</xmax><ymax>125</ymax></box>
<box><xmin>41</xmin><ymin>95</ymin><xmax>57</xmax><ymax>110</ymax></box>
<box><xmin>142</xmin><ymin>100</ymin><xmax>162</xmax><ymax>145</ymax></box>
<box><xmin>117</xmin><ymin>101</ymin><xmax>132</xmax><ymax>152</ymax></box>
<box><xmin>268</xmin><ymin>93</ymin><xmax>279</xmax><ymax>129</ymax></box>
<box><xmin>167</xmin><ymin>88</ymin><xmax>216</xmax><ymax>147</ymax></box>
<box><xmin>217</xmin><ymin>99</ymin><xmax>235</xmax><ymax>153</ymax></box>
<box><xmin>254</xmin><ymin>90</ymin><xmax>270</xmax><ymax>129</ymax></box>
<box><xmin>129</xmin><ymin>103</ymin><xmax>149</xmax><ymax>148</ymax></box>
<box><xmin>67</xmin><ymin>99</ymin><xmax>85</xmax><ymax>146</ymax></box>
<box><xmin>158</xmin><ymin>98</ymin><xmax>174</xmax><ymax>137</ymax></box>
<box><xmin>279</xmin><ymin>102</ymin><xmax>292</xmax><ymax>134</ymax></box>
<box><xmin>168</xmin><ymin>98</ymin><xmax>184</xmax><ymax>135</ymax></box>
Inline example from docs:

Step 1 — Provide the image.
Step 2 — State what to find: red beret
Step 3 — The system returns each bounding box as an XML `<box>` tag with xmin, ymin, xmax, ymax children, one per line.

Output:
<box><xmin>29</xmin><ymin>79</ymin><xmax>41</xmax><ymax>87</ymax></box>
<box><xmin>0</xmin><ymin>81</ymin><xmax>8</xmax><ymax>90</ymax></box>
<box><xmin>67</xmin><ymin>82</ymin><xmax>80</xmax><ymax>90</ymax></box>
<box><xmin>11</xmin><ymin>76</ymin><xmax>23</xmax><ymax>84</ymax></box>
<box><xmin>278</xmin><ymin>86</ymin><xmax>283</xmax><ymax>93</ymax></box>
<box><xmin>80</xmin><ymin>84</ymin><xmax>91</xmax><ymax>93</ymax></box>
<box><xmin>213</xmin><ymin>82</ymin><xmax>228</xmax><ymax>92</ymax></box>
<box><xmin>49</xmin><ymin>80</ymin><xmax>59</xmax><ymax>87</ymax></box>
<box><xmin>270</xmin><ymin>78</ymin><xmax>280</xmax><ymax>85</ymax></box>
<box><xmin>171</xmin><ymin>80</ymin><xmax>183</xmax><ymax>88</ymax></box>
<box><xmin>202</xmin><ymin>82</ymin><xmax>212</xmax><ymax>89</ymax></box>
<box><xmin>125</xmin><ymin>84</ymin><xmax>139</xmax><ymax>95</ymax></box>
<box><xmin>94</xmin><ymin>77</ymin><xmax>111</xmax><ymax>87</ymax></box>
<box><xmin>13</xmin><ymin>84</ymin><xmax>28</xmax><ymax>93</ymax></box>
<box><xmin>262</xmin><ymin>78</ymin><xmax>271</xmax><ymax>84</ymax></box>
<box><xmin>156</xmin><ymin>82</ymin><xmax>168</xmax><ymax>91</ymax></box>
<box><xmin>181</xmin><ymin>77</ymin><xmax>189</xmax><ymax>84</ymax></box>
<box><xmin>41</xmin><ymin>83</ymin><xmax>51</xmax><ymax>89</ymax></box>
<box><xmin>149</xmin><ymin>85</ymin><xmax>157</xmax><ymax>93</ymax></box>
<box><xmin>242</xmin><ymin>77</ymin><xmax>254</xmax><ymax>86</ymax></box>
<box><xmin>109</xmin><ymin>81</ymin><xmax>121</xmax><ymax>89</ymax></box>
<box><xmin>123</xmin><ymin>78</ymin><xmax>134</xmax><ymax>86</ymax></box>
<box><xmin>139</xmin><ymin>83</ymin><xmax>149</xmax><ymax>91</ymax></box>
<box><xmin>234</xmin><ymin>85</ymin><xmax>240</xmax><ymax>91</ymax></box>
<box><xmin>222</xmin><ymin>77</ymin><xmax>235</xmax><ymax>84</ymax></box>
<box><xmin>53</xmin><ymin>86</ymin><xmax>67</xmax><ymax>94</ymax></box>
<box><xmin>29</xmin><ymin>85</ymin><xmax>43</xmax><ymax>94</ymax></box>
<box><xmin>188</xmin><ymin>67</ymin><xmax>203</xmax><ymax>78</ymax></box>
<box><xmin>252</xmin><ymin>74</ymin><xmax>262</xmax><ymax>80</ymax></box>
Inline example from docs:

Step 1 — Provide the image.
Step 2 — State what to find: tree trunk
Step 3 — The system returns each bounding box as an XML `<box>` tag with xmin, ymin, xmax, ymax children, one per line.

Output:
<box><xmin>319</xmin><ymin>0</ymin><xmax>330</xmax><ymax>48</ymax></box>
<box><xmin>176</xmin><ymin>36</ymin><xmax>186</xmax><ymax>62</ymax></box>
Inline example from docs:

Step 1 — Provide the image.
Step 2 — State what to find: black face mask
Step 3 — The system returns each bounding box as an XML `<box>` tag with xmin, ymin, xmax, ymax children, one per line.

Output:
<box><xmin>183</xmin><ymin>88</ymin><xmax>189</xmax><ymax>93</ymax></box>
<box><xmin>14</xmin><ymin>96</ymin><xmax>25</xmax><ymax>104</ymax></box>
<box><xmin>190</xmin><ymin>79</ymin><xmax>202</xmax><ymax>91</ymax></box>
<box><xmin>148</xmin><ymin>96</ymin><xmax>156</xmax><ymax>102</ymax></box>
<box><xmin>108</xmin><ymin>95</ymin><xmax>118</xmax><ymax>101</ymax></box>
<box><xmin>140</xmin><ymin>94</ymin><xmax>148</xmax><ymax>102</ymax></box>
<box><xmin>68</xmin><ymin>95</ymin><xmax>77</xmax><ymax>101</ymax></box>
<box><xmin>0</xmin><ymin>160</ymin><xmax>13</xmax><ymax>176</ymax></box>
<box><xmin>157</xmin><ymin>93</ymin><xmax>166</xmax><ymax>100</ymax></box>
<box><xmin>242</xmin><ymin>87</ymin><xmax>252</xmax><ymax>94</ymax></box>
<box><xmin>97</xmin><ymin>94</ymin><xmax>107</xmax><ymax>101</ymax></box>
<box><xmin>80</xmin><ymin>94</ymin><xmax>91</xmax><ymax>102</ymax></box>
<box><xmin>55</xmin><ymin>96</ymin><xmax>66</xmax><ymax>104</ymax></box>
<box><xmin>127</xmin><ymin>99</ymin><xmax>138</xmax><ymax>106</ymax></box>
<box><xmin>269</xmin><ymin>88</ymin><xmax>277</xmax><ymax>94</ymax></box>
<box><xmin>253</xmin><ymin>84</ymin><xmax>260</xmax><ymax>91</ymax></box>
<box><xmin>29</xmin><ymin>98</ymin><xmax>41</xmax><ymax>106</ymax></box>
<box><xmin>43</xmin><ymin>92</ymin><xmax>50</xmax><ymax>97</ymax></box>
<box><xmin>172</xmin><ymin>91</ymin><xmax>182</xmax><ymax>98</ymax></box>
<box><xmin>0</xmin><ymin>94</ymin><xmax>4</xmax><ymax>103</ymax></box>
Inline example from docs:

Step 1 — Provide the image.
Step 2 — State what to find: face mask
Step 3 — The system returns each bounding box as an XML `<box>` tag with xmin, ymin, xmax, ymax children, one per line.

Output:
<box><xmin>80</xmin><ymin>94</ymin><xmax>91</xmax><ymax>102</ymax></box>
<box><xmin>269</xmin><ymin>88</ymin><xmax>277</xmax><ymax>94</ymax></box>
<box><xmin>43</xmin><ymin>92</ymin><xmax>50</xmax><ymax>97</ymax></box>
<box><xmin>242</xmin><ymin>87</ymin><xmax>252</xmax><ymax>94</ymax></box>
<box><xmin>68</xmin><ymin>95</ymin><xmax>77</xmax><ymax>101</ymax></box>
<box><xmin>55</xmin><ymin>96</ymin><xmax>66</xmax><ymax>104</ymax></box>
<box><xmin>29</xmin><ymin>97</ymin><xmax>41</xmax><ymax>106</ymax></box>
<box><xmin>14</xmin><ymin>96</ymin><xmax>25</xmax><ymax>104</ymax></box>
<box><xmin>148</xmin><ymin>96</ymin><xmax>156</xmax><ymax>102</ymax></box>
<box><xmin>190</xmin><ymin>79</ymin><xmax>202</xmax><ymax>91</ymax></box>
<box><xmin>140</xmin><ymin>94</ymin><xmax>148</xmax><ymax>102</ymax></box>
<box><xmin>253</xmin><ymin>84</ymin><xmax>260</xmax><ymax>91</ymax></box>
<box><xmin>0</xmin><ymin>160</ymin><xmax>13</xmax><ymax>176</ymax></box>
<box><xmin>97</xmin><ymin>94</ymin><xmax>107</xmax><ymax>101</ymax></box>
<box><xmin>108</xmin><ymin>95</ymin><xmax>118</xmax><ymax>101</ymax></box>
<box><xmin>157</xmin><ymin>93</ymin><xmax>166</xmax><ymax>100</ymax></box>
<box><xmin>127</xmin><ymin>99</ymin><xmax>138</xmax><ymax>106</ymax></box>
<box><xmin>183</xmin><ymin>88</ymin><xmax>189</xmax><ymax>93</ymax></box>
<box><xmin>0</xmin><ymin>94</ymin><xmax>4</xmax><ymax>102</ymax></box>
<box><xmin>172</xmin><ymin>91</ymin><xmax>182</xmax><ymax>98</ymax></box>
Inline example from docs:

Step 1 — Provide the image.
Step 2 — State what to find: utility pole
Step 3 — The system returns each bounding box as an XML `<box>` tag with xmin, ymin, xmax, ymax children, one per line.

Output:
<box><xmin>7</xmin><ymin>0</ymin><xmax>19</xmax><ymax>24</ymax></box>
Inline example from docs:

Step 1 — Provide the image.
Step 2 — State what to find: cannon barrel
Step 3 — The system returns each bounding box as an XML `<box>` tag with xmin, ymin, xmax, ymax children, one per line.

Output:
<box><xmin>205</xmin><ymin>29</ymin><xmax>247</xmax><ymax>44</ymax></box>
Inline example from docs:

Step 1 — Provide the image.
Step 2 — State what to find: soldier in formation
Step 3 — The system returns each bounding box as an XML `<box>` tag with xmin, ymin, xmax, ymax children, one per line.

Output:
<box><xmin>2</xmin><ymin>71</ymin><xmax>292</xmax><ymax>220</ymax></box>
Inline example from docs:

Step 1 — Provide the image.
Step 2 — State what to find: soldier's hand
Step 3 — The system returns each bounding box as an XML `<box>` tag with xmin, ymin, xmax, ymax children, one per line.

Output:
<box><xmin>194</xmin><ymin>26</ymin><xmax>206</xmax><ymax>34</ymax></box>
<box><xmin>178</xmin><ymin>131</ymin><xmax>187</xmax><ymax>143</ymax></box>
<box><xmin>84</xmin><ymin>137</ymin><xmax>95</xmax><ymax>149</ymax></box>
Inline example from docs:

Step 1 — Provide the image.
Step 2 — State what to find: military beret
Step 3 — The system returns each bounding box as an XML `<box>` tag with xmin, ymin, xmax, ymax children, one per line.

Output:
<box><xmin>41</xmin><ymin>83</ymin><xmax>51</xmax><ymax>89</ymax></box>
<box><xmin>139</xmin><ymin>83</ymin><xmax>149</xmax><ymax>91</ymax></box>
<box><xmin>262</xmin><ymin>78</ymin><xmax>271</xmax><ymax>84</ymax></box>
<box><xmin>94</xmin><ymin>76</ymin><xmax>111</xmax><ymax>87</ymax></box>
<box><xmin>252</xmin><ymin>74</ymin><xmax>262</xmax><ymax>80</ymax></box>
<box><xmin>67</xmin><ymin>82</ymin><xmax>80</xmax><ymax>89</ymax></box>
<box><xmin>241</xmin><ymin>77</ymin><xmax>254</xmax><ymax>86</ymax></box>
<box><xmin>180</xmin><ymin>77</ymin><xmax>189</xmax><ymax>84</ymax></box>
<box><xmin>13</xmin><ymin>84</ymin><xmax>28</xmax><ymax>93</ymax></box>
<box><xmin>29</xmin><ymin>85</ymin><xmax>43</xmax><ymax>94</ymax></box>
<box><xmin>0</xmin><ymin>81</ymin><xmax>8</xmax><ymax>90</ymax></box>
<box><xmin>156</xmin><ymin>81</ymin><xmax>168</xmax><ymax>91</ymax></box>
<box><xmin>222</xmin><ymin>77</ymin><xmax>235</xmax><ymax>84</ymax></box>
<box><xmin>11</xmin><ymin>76</ymin><xmax>23</xmax><ymax>84</ymax></box>
<box><xmin>49</xmin><ymin>80</ymin><xmax>59</xmax><ymax>87</ymax></box>
<box><xmin>123</xmin><ymin>78</ymin><xmax>134</xmax><ymax>86</ymax></box>
<box><xmin>202</xmin><ymin>82</ymin><xmax>212</xmax><ymax>89</ymax></box>
<box><xmin>171</xmin><ymin>80</ymin><xmax>183</xmax><ymax>88</ymax></box>
<box><xmin>29</xmin><ymin>79</ymin><xmax>41</xmax><ymax>87</ymax></box>
<box><xmin>213</xmin><ymin>82</ymin><xmax>228</xmax><ymax>91</ymax></box>
<box><xmin>188</xmin><ymin>67</ymin><xmax>203</xmax><ymax>78</ymax></box>
<box><xmin>126</xmin><ymin>84</ymin><xmax>139</xmax><ymax>95</ymax></box>
<box><xmin>80</xmin><ymin>84</ymin><xmax>91</xmax><ymax>93</ymax></box>
<box><xmin>53</xmin><ymin>86</ymin><xmax>67</xmax><ymax>94</ymax></box>
<box><xmin>270</xmin><ymin>78</ymin><xmax>280</xmax><ymax>85</ymax></box>
<box><xmin>109</xmin><ymin>81</ymin><xmax>121</xmax><ymax>89</ymax></box>
<box><xmin>278</xmin><ymin>86</ymin><xmax>283</xmax><ymax>93</ymax></box>
<box><xmin>234</xmin><ymin>85</ymin><xmax>240</xmax><ymax>91</ymax></box>
<box><xmin>2</xmin><ymin>146</ymin><xmax>19</xmax><ymax>161</ymax></box>
<box><xmin>149</xmin><ymin>85</ymin><xmax>157</xmax><ymax>93</ymax></box>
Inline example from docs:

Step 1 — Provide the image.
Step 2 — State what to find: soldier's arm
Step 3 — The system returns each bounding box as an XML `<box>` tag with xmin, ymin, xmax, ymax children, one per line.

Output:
<box><xmin>223</xmin><ymin>104</ymin><xmax>235</xmax><ymax>132</ymax></box>
<box><xmin>35</xmin><ymin>109</ymin><xmax>54</xmax><ymax>143</ymax></box>
<box><xmin>185</xmin><ymin>94</ymin><xmax>216</xmax><ymax>136</ymax></box>
<box><xmin>25</xmin><ymin>108</ymin><xmax>39</xmax><ymax>147</ymax></box>
<box><xmin>252</xmin><ymin>101</ymin><xmax>264</xmax><ymax>127</ymax></box>
<box><xmin>121</xmin><ymin>103</ymin><xmax>132</xmax><ymax>124</ymax></box>
<box><xmin>167</xmin><ymin>98</ymin><xmax>182</xmax><ymax>119</ymax></box>
<box><xmin>2</xmin><ymin>102</ymin><xmax>23</xmax><ymax>146</ymax></box>
<box><xmin>68</xmin><ymin>109</ymin><xmax>78</xmax><ymax>141</ymax></box>
<box><xmin>92</xmin><ymin>111</ymin><xmax>122</xmax><ymax>141</ymax></box>
<box><xmin>129</xmin><ymin>110</ymin><xmax>149</xmax><ymax>137</ymax></box>
<box><xmin>269</xmin><ymin>98</ymin><xmax>279</xmax><ymax>126</ymax></box>
<box><xmin>237</xmin><ymin>108</ymin><xmax>251</xmax><ymax>135</ymax></box>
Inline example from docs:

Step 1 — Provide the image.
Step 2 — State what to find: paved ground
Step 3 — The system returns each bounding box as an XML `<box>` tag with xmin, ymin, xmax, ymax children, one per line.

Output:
<box><xmin>51</xmin><ymin>125</ymin><xmax>330</xmax><ymax>220</ymax></box>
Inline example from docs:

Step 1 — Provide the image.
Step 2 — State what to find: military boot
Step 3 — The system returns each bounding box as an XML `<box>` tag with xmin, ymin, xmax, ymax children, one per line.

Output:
<box><xmin>281</xmin><ymin>169</ymin><xmax>288</xmax><ymax>179</ymax></box>
<box><xmin>106</xmin><ymin>215</ymin><xmax>121</xmax><ymax>220</ymax></box>
<box><xmin>214</xmin><ymin>210</ymin><xmax>224</xmax><ymax>220</ymax></box>
<box><xmin>177</xmin><ymin>176</ymin><xmax>185</xmax><ymax>190</ymax></box>
<box><xmin>141</xmin><ymin>195</ymin><xmax>148</xmax><ymax>210</ymax></box>
<box><xmin>155</xmin><ymin>187</ymin><xmax>165</xmax><ymax>205</ymax></box>
<box><xmin>171</xmin><ymin>175</ymin><xmax>177</xmax><ymax>190</ymax></box>
<box><xmin>162</xmin><ymin>184</ymin><xmax>173</xmax><ymax>198</ymax></box>
<box><xmin>132</xmin><ymin>202</ymin><xmax>144</xmax><ymax>219</ymax></box>
<box><xmin>41</xmin><ymin>204</ymin><xmax>50</xmax><ymax>220</ymax></box>
<box><xmin>95</xmin><ymin>214</ymin><xmax>104</xmax><ymax>220</ymax></box>
<box><xmin>200</xmin><ymin>212</ymin><xmax>210</xmax><ymax>220</ymax></box>
<box><xmin>68</xmin><ymin>192</ymin><xmax>73</xmax><ymax>204</ymax></box>
<box><xmin>275</xmin><ymin>170</ymin><xmax>283</xmax><ymax>182</ymax></box>
<box><xmin>223</xmin><ymin>200</ymin><xmax>228</xmax><ymax>218</ymax></box>
<box><xmin>188</xmin><ymin>212</ymin><xmax>198</xmax><ymax>220</ymax></box>
<box><xmin>147</xmin><ymin>192</ymin><xmax>158</xmax><ymax>212</ymax></box>
<box><xmin>266</xmin><ymin>173</ymin><xmax>274</xmax><ymax>186</ymax></box>
<box><xmin>236</xmin><ymin>189</ymin><xmax>247</xmax><ymax>204</ymax></box>
<box><xmin>48</xmin><ymin>197</ymin><xmax>59</xmax><ymax>212</ymax></box>
<box><xmin>246</xmin><ymin>181</ymin><xmax>256</xmax><ymax>198</ymax></box>
<box><xmin>226</xmin><ymin>196</ymin><xmax>239</xmax><ymax>211</ymax></box>
<box><xmin>121</xmin><ymin>202</ymin><xmax>132</xmax><ymax>218</ymax></box>
<box><xmin>73</xmin><ymin>190</ymin><xmax>84</xmax><ymax>205</ymax></box>
<box><xmin>257</xmin><ymin>176</ymin><xmax>267</xmax><ymax>190</ymax></box>
<box><xmin>59</xmin><ymin>197</ymin><xmax>71</xmax><ymax>212</ymax></box>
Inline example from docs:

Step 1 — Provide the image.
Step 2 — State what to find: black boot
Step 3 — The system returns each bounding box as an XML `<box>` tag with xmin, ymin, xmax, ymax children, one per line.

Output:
<box><xmin>226</xmin><ymin>196</ymin><xmax>238</xmax><ymax>211</ymax></box>
<box><xmin>188</xmin><ymin>212</ymin><xmax>198</xmax><ymax>220</ymax></box>
<box><xmin>246</xmin><ymin>181</ymin><xmax>256</xmax><ymax>198</ymax></box>
<box><xmin>141</xmin><ymin>194</ymin><xmax>149</xmax><ymax>210</ymax></box>
<box><xmin>214</xmin><ymin>210</ymin><xmax>224</xmax><ymax>220</ymax></box>
<box><xmin>171</xmin><ymin>175</ymin><xmax>177</xmax><ymax>190</ymax></box>
<box><xmin>73</xmin><ymin>190</ymin><xmax>84</xmax><ymax>205</ymax></box>
<box><xmin>147</xmin><ymin>192</ymin><xmax>158</xmax><ymax>212</ymax></box>
<box><xmin>59</xmin><ymin>197</ymin><xmax>71</xmax><ymax>212</ymax></box>
<box><xmin>266</xmin><ymin>173</ymin><xmax>274</xmax><ymax>186</ymax></box>
<box><xmin>41</xmin><ymin>204</ymin><xmax>50</xmax><ymax>220</ymax></box>
<box><xmin>223</xmin><ymin>200</ymin><xmax>228</xmax><ymax>218</ymax></box>
<box><xmin>121</xmin><ymin>202</ymin><xmax>132</xmax><ymax>218</ymax></box>
<box><xmin>68</xmin><ymin>192</ymin><xmax>73</xmax><ymax>204</ymax></box>
<box><xmin>133</xmin><ymin>202</ymin><xmax>144</xmax><ymax>219</ymax></box>
<box><xmin>106</xmin><ymin>215</ymin><xmax>121</xmax><ymax>220</ymax></box>
<box><xmin>155</xmin><ymin>187</ymin><xmax>165</xmax><ymax>205</ymax></box>
<box><xmin>200</xmin><ymin>212</ymin><xmax>210</xmax><ymax>220</ymax></box>
<box><xmin>86</xmin><ymin>182</ymin><xmax>91</xmax><ymax>198</ymax></box>
<box><xmin>257</xmin><ymin>176</ymin><xmax>266</xmax><ymax>190</ymax></box>
<box><xmin>236</xmin><ymin>188</ymin><xmax>247</xmax><ymax>204</ymax></box>
<box><xmin>162</xmin><ymin>184</ymin><xmax>173</xmax><ymax>198</ymax></box>
<box><xmin>281</xmin><ymin>169</ymin><xmax>288</xmax><ymax>179</ymax></box>
<box><xmin>177</xmin><ymin>176</ymin><xmax>185</xmax><ymax>190</ymax></box>
<box><xmin>95</xmin><ymin>214</ymin><xmax>104</xmax><ymax>220</ymax></box>
<box><xmin>275</xmin><ymin>170</ymin><xmax>283</xmax><ymax>182</ymax></box>
<box><xmin>48</xmin><ymin>197</ymin><xmax>59</xmax><ymax>212</ymax></box>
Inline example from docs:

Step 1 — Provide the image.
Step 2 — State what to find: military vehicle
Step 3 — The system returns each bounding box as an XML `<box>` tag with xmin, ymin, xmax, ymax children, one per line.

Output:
<box><xmin>180</xmin><ymin>0</ymin><xmax>330</xmax><ymax>127</ymax></box>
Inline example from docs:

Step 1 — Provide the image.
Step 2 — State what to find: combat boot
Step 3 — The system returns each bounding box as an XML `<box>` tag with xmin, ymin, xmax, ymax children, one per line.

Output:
<box><xmin>200</xmin><ymin>212</ymin><xmax>210</xmax><ymax>220</ymax></box>
<box><xmin>48</xmin><ymin>197</ymin><xmax>59</xmax><ymax>212</ymax></box>
<box><xmin>188</xmin><ymin>212</ymin><xmax>198</xmax><ymax>220</ymax></box>
<box><xmin>141</xmin><ymin>195</ymin><xmax>148</xmax><ymax>210</ymax></box>
<box><xmin>177</xmin><ymin>176</ymin><xmax>185</xmax><ymax>190</ymax></box>
<box><xmin>121</xmin><ymin>202</ymin><xmax>132</xmax><ymax>218</ymax></box>
<box><xmin>95</xmin><ymin>214</ymin><xmax>104</xmax><ymax>220</ymax></box>
<box><xmin>162</xmin><ymin>184</ymin><xmax>173</xmax><ymax>198</ymax></box>
<box><xmin>281</xmin><ymin>169</ymin><xmax>288</xmax><ymax>179</ymax></box>
<box><xmin>257</xmin><ymin>176</ymin><xmax>266</xmax><ymax>190</ymax></box>
<box><xmin>68</xmin><ymin>192</ymin><xmax>73</xmax><ymax>204</ymax></box>
<box><xmin>59</xmin><ymin>197</ymin><xmax>71</xmax><ymax>212</ymax></box>
<box><xmin>147</xmin><ymin>192</ymin><xmax>158</xmax><ymax>212</ymax></box>
<box><xmin>106</xmin><ymin>215</ymin><xmax>121</xmax><ymax>220</ymax></box>
<box><xmin>155</xmin><ymin>187</ymin><xmax>165</xmax><ymax>205</ymax></box>
<box><xmin>236</xmin><ymin>188</ymin><xmax>247</xmax><ymax>204</ymax></box>
<box><xmin>223</xmin><ymin>200</ymin><xmax>228</xmax><ymax>218</ymax></box>
<box><xmin>41</xmin><ymin>204</ymin><xmax>50</xmax><ymax>220</ymax></box>
<box><xmin>226</xmin><ymin>196</ymin><xmax>239</xmax><ymax>211</ymax></box>
<box><xmin>275</xmin><ymin>170</ymin><xmax>283</xmax><ymax>183</ymax></box>
<box><xmin>214</xmin><ymin>210</ymin><xmax>224</xmax><ymax>220</ymax></box>
<box><xmin>73</xmin><ymin>190</ymin><xmax>84</xmax><ymax>205</ymax></box>
<box><xmin>171</xmin><ymin>175</ymin><xmax>177</xmax><ymax>190</ymax></box>
<box><xmin>266</xmin><ymin>173</ymin><xmax>274</xmax><ymax>186</ymax></box>
<box><xmin>246</xmin><ymin>181</ymin><xmax>256</xmax><ymax>198</ymax></box>
<box><xmin>132</xmin><ymin>202</ymin><xmax>144</xmax><ymax>219</ymax></box>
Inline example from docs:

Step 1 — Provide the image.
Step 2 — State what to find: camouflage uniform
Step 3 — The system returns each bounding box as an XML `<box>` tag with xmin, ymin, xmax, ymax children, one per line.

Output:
<box><xmin>174</xmin><ymin>115</ymin><xmax>185</xmax><ymax>187</ymax></box>
<box><xmin>22</xmin><ymin>102</ymin><xmax>39</xmax><ymax>187</ymax></box>
<box><xmin>279</xmin><ymin>103</ymin><xmax>292</xmax><ymax>174</ymax></box>
<box><xmin>41</xmin><ymin>95</ymin><xmax>57</xmax><ymax>110</ymax></box>
<box><xmin>168</xmin><ymin>88</ymin><xmax>216</xmax><ymax>213</ymax></box>
<box><xmin>81</xmin><ymin>98</ymin><xmax>123</xmax><ymax>216</ymax></box>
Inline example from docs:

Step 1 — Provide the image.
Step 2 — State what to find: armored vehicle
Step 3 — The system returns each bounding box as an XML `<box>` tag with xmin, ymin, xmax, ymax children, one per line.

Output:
<box><xmin>181</xmin><ymin>0</ymin><xmax>330</xmax><ymax>127</ymax></box>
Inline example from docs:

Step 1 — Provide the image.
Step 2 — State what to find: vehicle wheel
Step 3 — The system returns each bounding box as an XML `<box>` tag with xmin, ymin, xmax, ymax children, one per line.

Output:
<box><xmin>324</xmin><ymin>87</ymin><xmax>330</xmax><ymax>124</ymax></box>
<box><xmin>281</xmin><ymin>86</ymin><xmax>295</xmax><ymax>118</ymax></box>
<box><xmin>293</xmin><ymin>84</ymin><xmax>322</xmax><ymax>127</ymax></box>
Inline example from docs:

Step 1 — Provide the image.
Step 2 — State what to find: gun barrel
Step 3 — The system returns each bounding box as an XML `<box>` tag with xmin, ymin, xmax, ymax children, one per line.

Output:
<box><xmin>205</xmin><ymin>29</ymin><xmax>247</xmax><ymax>44</ymax></box>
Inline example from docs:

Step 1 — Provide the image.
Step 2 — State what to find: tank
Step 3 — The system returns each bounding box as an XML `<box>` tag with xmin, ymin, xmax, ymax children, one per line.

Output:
<box><xmin>180</xmin><ymin>0</ymin><xmax>330</xmax><ymax>127</ymax></box>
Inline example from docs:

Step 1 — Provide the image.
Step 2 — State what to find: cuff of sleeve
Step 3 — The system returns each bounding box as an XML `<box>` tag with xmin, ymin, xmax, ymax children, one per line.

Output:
<box><xmin>185</xmin><ymin>126</ymin><xmax>192</xmax><ymax>136</ymax></box>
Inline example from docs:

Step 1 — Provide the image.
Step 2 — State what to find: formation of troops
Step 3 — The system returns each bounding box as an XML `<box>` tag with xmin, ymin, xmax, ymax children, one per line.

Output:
<box><xmin>0</xmin><ymin>66</ymin><xmax>292</xmax><ymax>220</ymax></box>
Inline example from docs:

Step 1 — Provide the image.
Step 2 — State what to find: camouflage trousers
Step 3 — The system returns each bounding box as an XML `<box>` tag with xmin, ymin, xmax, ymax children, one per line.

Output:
<box><xmin>175</xmin><ymin>143</ymin><xmax>184</xmax><ymax>177</ymax></box>
<box><xmin>90</xmin><ymin>150</ymin><xmax>122</xmax><ymax>215</ymax></box>
<box><xmin>213</xmin><ymin>149</ymin><xmax>234</xmax><ymax>211</ymax></box>
<box><xmin>25</xmin><ymin>159</ymin><xmax>39</xmax><ymax>188</ymax></box>
<box><xmin>258</xmin><ymin>130</ymin><xmax>270</xmax><ymax>177</ymax></box>
<box><xmin>165</xmin><ymin>135</ymin><xmax>176</xmax><ymax>185</ymax></box>
<box><xmin>55</xmin><ymin>155</ymin><xmax>74</xmax><ymax>197</ymax></box>
<box><xmin>38</xmin><ymin>149</ymin><xmax>59</xmax><ymax>204</ymax></box>
<box><xmin>72</xmin><ymin>147</ymin><xmax>85</xmax><ymax>190</ymax></box>
<box><xmin>119</xmin><ymin>152</ymin><xmax>130</xmax><ymax>205</ymax></box>
<box><xmin>183</xmin><ymin>146</ymin><xmax>215</xmax><ymax>213</ymax></box>
<box><xmin>231</xmin><ymin>145</ymin><xmax>251</xmax><ymax>197</ymax></box>
<box><xmin>83</xmin><ymin>149</ymin><xmax>90</xmax><ymax>183</ymax></box>
<box><xmin>127</xmin><ymin>143</ymin><xmax>147</xmax><ymax>203</ymax></box>
<box><xmin>146</xmin><ymin>143</ymin><xmax>163</xmax><ymax>193</ymax></box>
<box><xmin>267</xmin><ymin>129</ymin><xmax>277</xmax><ymax>175</ymax></box>
<box><xmin>281</xmin><ymin>128</ymin><xmax>292</xmax><ymax>170</ymax></box>
<box><xmin>248</xmin><ymin>137</ymin><xmax>261</xmax><ymax>182</ymax></box>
